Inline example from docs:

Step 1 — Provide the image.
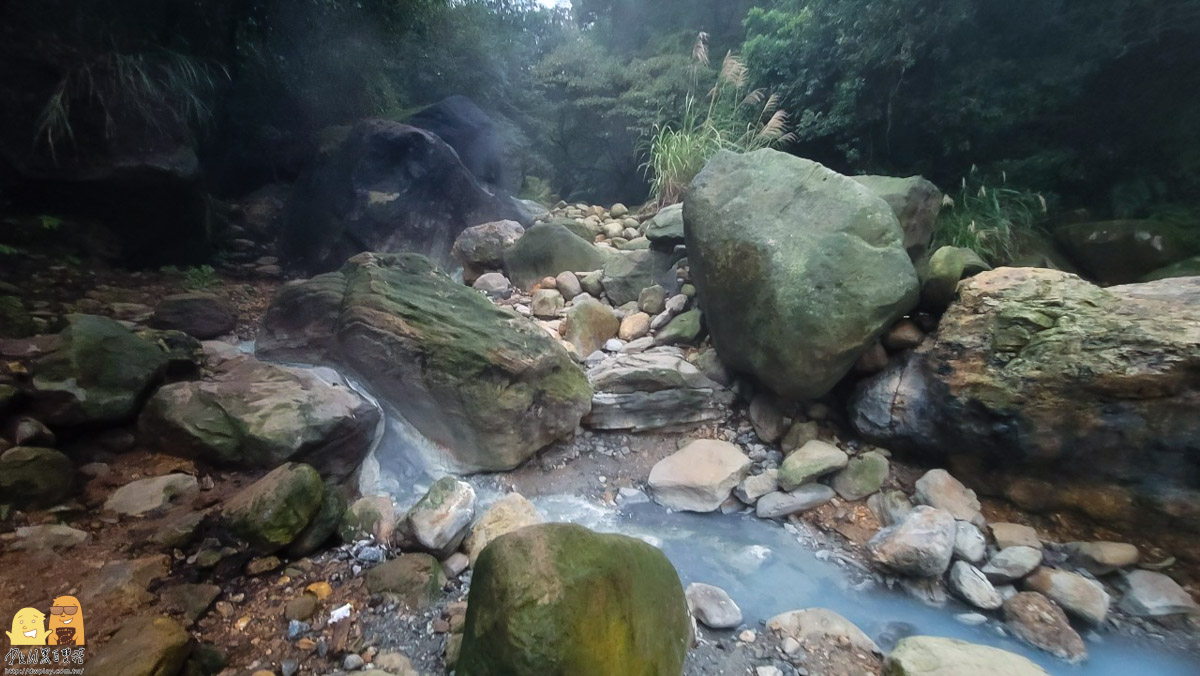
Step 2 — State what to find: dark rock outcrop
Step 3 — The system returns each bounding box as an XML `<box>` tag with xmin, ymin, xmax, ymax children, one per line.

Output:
<box><xmin>406</xmin><ymin>95</ymin><xmax>509</xmax><ymax>190</ymax></box>
<box><xmin>281</xmin><ymin>119</ymin><xmax>528</xmax><ymax>274</ymax></box>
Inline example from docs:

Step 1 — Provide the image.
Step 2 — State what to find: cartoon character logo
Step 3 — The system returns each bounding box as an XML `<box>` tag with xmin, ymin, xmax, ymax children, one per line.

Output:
<box><xmin>46</xmin><ymin>596</ymin><xmax>84</xmax><ymax>646</ymax></box>
<box><xmin>5</xmin><ymin>608</ymin><xmax>47</xmax><ymax>645</ymax></box>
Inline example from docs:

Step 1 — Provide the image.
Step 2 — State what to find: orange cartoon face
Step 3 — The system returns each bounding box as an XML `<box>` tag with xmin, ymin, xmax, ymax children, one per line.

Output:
<box><xmin>6</xmin><ymin>608</ymin><xmax>47</xmax><ymax>645</ymax></box>
<box><xmin>46</xmin><ymin>596</ymin><xmax>84</xmax><ymax>646</ymax></box>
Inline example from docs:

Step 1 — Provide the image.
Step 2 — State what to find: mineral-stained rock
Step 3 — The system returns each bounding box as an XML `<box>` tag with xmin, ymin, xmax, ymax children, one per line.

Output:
<box><xmin>852</xmin><ymin>269</ymin><xmax>1200</xmax><ymax>532</ymax></box>
<box><xmin>868</xmin><ymin>506</ymin><xmax>956</xmax><ymax>577</ymax></box>
<box><xmin>258</xmin><ymin>253</ymin><xmax>591</xmax><ymax>473</ymax></box>
<box><xmin>684</xmin><ymin>150</ymin><xmax>918</xmax><ymax>399</ymax></box>
<box><xmin>1002</xmin><ymin>592</ymin><xmax>1087</xmax><ymax>663</ymax></box>
<box><xmin>884</xmin><ymin>636</ymin><xmax>1049</xmax><ymax>676</ymax></box>
<box><xmin>457</xmin><ymin>523</ymin><xmax>690</xmax><ymax>676</ymax></box>
<box><xmin>584</xmin><ymin>350</ymin><xmax>732</xmax><ymax>432</ymax></box>
<box><xmin>1021</xmin><ymin>567</ymin><xmax>1111</xmax><ymax>625</ymax></box>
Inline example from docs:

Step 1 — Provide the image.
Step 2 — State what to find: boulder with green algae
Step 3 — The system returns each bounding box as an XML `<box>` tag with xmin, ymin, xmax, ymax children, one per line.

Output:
<box><xmin>258</xmin><ymin>252</ymin><xmax>592</xmax><ymax>474</ymax></box>
<box><xmin>655</xmin><ymin>309</ymin><xmax>702</xmax><ymax>346</ymax></box>
<box><xmin>287</xmin><ymin>481</ymin><xmax>348</xmax><ymax>557</ymax></box>
<box><xmin>919</xmin><ymin>246</ymin><xmax>966</xmax><ymax>313</ymax></box>
<box><xmin>365</xmin><ymin>553</ymin><xmax>447</xmax><ymax>608</ymax></box>
<box><xmin>138</xmin><ymin>355</ymin><xmax>379</xmax><ymax>480</ymax></box>
<box><xmin>458</xmin><ymin>523</ymin><xmax>690</xmax><ymax>676</ymax></box>
<box><xmin>0</xmin><ymin>446</ymin><xmax>74</xmax><ymax>507</ymax></box>
<box><xmin>31</xmin><ymin>314</ymin><xmax>169</xmax><ymax>425</ymax></box>
<box><xmin>222</xmin><ymin>463</ymin><xmax>325</xmax><ymax>553</ymax></box>
<box><xmin>562</xmin><ymin>296</ymin><xmax>619</xmax><ymax>356</ymax></box>
<box><xmin>684</xmin><ymin>150</ymin><xmax>918</xmax><ymax>400</ymax></box>
<box><xmin>1054</xmin><ymin>219</ymin><xmax>1193</xmax><ymax>285</ymax></box>
<box><xmin>852</xmin><ymin>175</ymin><xmax>942</xmax><ymax>261</ymax></box>
<box><xmin>600</xmin><ymin>249</ymin><xmax>679</xmax><ymax>306</ymax></box>
<box><xmin>87</xmin><ymin>615</ymin><xmax>192</xmax><ymax>676</ymax></box>
<box><xmin>503</xmin><ymin>222</ymin><xmax>612</xmax><ymax>290</ymax></box>
<box><xmin>885</xmin><ymin>636</ymin><xmax>1048</xmax><ymax>676</ymax></box>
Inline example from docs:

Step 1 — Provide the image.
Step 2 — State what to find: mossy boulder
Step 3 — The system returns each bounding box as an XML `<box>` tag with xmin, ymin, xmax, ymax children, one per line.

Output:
<box><xmin>365</xmin><ymin>553</ymin><xmax>447</xmax><ymax>608</ymax></box>
<box><xmin>0</xmin><ymin>446</ymin><xmax>74</xmax><ymax>508</ymax></box>
<box><xmin>684</xmin><ymin>150</ymin><xmax>918</xmax><ymax>399</ymax></box>
<box><xmin>139</xmin><ymin>354</ymin><xmax>379</xmax><ymax>479</ymax></box>
<box><xmin>655</xmin><ymin>309</ymin><xmax>703</xmax><ymax>346</ymax></box>
<box><xmin>503</xmin><ymin>222</ymin><xmax>612</xmax><ymax>290</ymax></box>
<box><xmin>852</xmin><ymin>175</ymin><xmax>942</xmax><ymax>261</ymax></box>
<box><xmin>88</xmin><ymin>615</ymin><xmax>192</xmax><ymax>676</ymax></box>
<box><xmin>287</xmin><ymin>481</ymin><xmax>349</xmax><ymax>557</ymax></box>
<box><xmin>222</xmin><ymin>463</ymin><xmax>325</xmax><ymax>553</ymax></box>
<box><xmin>458</xmin><ymin>523</ymin><xmax>690</xmax><ymax>676</ymax></box>
<box><xmin>919</xmin><ymin>246</ymin><xmax>966</xmax><ymax>313</ymax></box>
<box><xmin>258</xmin><ymin>252</ymin><xmax>592</xmax><ymax>473</ymax></box>
<box><xmin>0</xmin><ymin>295</ymin><xmax>36</xmax><ymax>338</ymax></box>
<box><xmin>32</xmin><ymin>314</ymin><xmax>169</xmax><ymax>425</ymax></box>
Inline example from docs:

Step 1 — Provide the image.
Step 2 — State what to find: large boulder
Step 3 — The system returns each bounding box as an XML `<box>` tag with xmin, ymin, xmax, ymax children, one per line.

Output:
<box><xmin>452</xmin><ymin>220</ymin><xmax>525</xmax><ymax>284</ymax></box>
<box><xmin>0</xmin><ymin>446</ymin><xmax>73</xmax><ymax>508</ymax></box>
<box><xmin>884</xmin><ymin>636</ymin><xmax>1049</xmax><ymax>676</ymax></box>
<box><xmin>258</xmin><ymin>252</ymin><xmax>591</xmax><ymax>473</ymax></box>
<box><xmin>31</xmin><ymin>315</ymin><xmax>169</xmax><ymax>426</ymax></box>
<box><xmin>1054</xmin><ymin>220</ymin><xmax>1194</xmax><ymax>285</ymax></box>
<box><xmin>406</xmin><ymin>96</ymin><xmax>509</xmax><ymax>190</ymax></box>
<box><xmin>281</xmin><ymin>119</ymin><xmax>527</xmax><ymax>273</ymax></box>
<box><xmin>139</xmin><ymin>354</ymin><xmax>379</xmax><ymax>480</ymax></box>
<box><xmin>684</xmin><ymin>150</ymin><xmax>919</xmax><ymax>399</ymax></box>
<box><xmin>852</xmin><ymin>175</ymin><xmax>942</xmax><ymax>261</ymax></box>
<box><xmin>87</xmin><ymin>615</ymin><xmax>192</xmax><ymax>676</ymax></box>
<box><xmin>504</xmin><ymin>222</ymin><xmax>612</xmax><ymax>290</ymax></box>
<box><xmin>222</xmin><ymin>463</ymin><xmax>325</xmax><ymax>553</ymax></box>
<box><xmin>457</xmin><ymin>523</ymin><xmax>690</xmax><ymax>676</ymax></box>
<box><xmin>867</xmin><ymin>506</ymin><xmax>957</xmax><ymax>577</ymax></box>
<box><xmin>584</xmin><ymin>350</ymin><xmax>733</xmax><ymax>432</ymax></box>
<box><xmin>851</xmin><ymin>269</ymin><xmax>1200</xmax><ymax>530</ymax></box>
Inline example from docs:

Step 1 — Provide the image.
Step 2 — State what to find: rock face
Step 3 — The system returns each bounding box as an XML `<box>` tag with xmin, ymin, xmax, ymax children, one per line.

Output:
<box><xmin>851</xmin><ymin>269</ymin><xmax>1200</xmax><ymax>530</ymax></box>
<box><xmin>31</xmin><ymin>315</ymin><xmax>168</xmax><ymax>426</ymax></box>
<box><xmin>150</xmin><ymin>293</ymin><xmax>236</xmax><ymax>339</ymax></box>
<box><xmin>585</xmin><ymin>350</ymin><xmax>732</xmax><ymax>432</ymax></box>
<box><xmin>867</xmin><ymin>506</ymin><xmax>956</xmax><ymax>577</ymax></box>
<box><xmin>140</xmin><ymin>354</ymin><xmax>379</xmax><ymax>479</ymax></box>
<box><xmin>282</xmin><ymin>119</ymin><xmax>527</xmax><ymax>273</ymax></box>
<box><xmin>458</xmin><ymin>523</ymin><xmax>690</xmax><ymax>676</ymax></box>
<box><xmin>648</xmin><ymin>440</ymin><xmax>751</xmax><ymax>512</ymax></box>
<box><xmin>852</xmin><ymin>175</ymin><xmax>942</xmax><ymax>261</ymax></box>
<box><xmin>258</xmin><ymin>253</ymin><xmax>591</xmax><ymax>474</ymax></box>
<box><xmin>884</xmin><ymin>636</ymin><xmax>1049</xmax><ymax>676</ymax></box>
<box><xmin>1054</xmin><ymin>220</ymin><xmax>1193</xmax><ymax>284</ymax></box>
<box><xmin>684</xmin><ymin>150</ymin><xmax>919</xmax><ymax>399</ymax></box>
<box><xmin>504</xmin><ymin>222</ymin><xmax>611</xmax><ymax>290</ymax></box>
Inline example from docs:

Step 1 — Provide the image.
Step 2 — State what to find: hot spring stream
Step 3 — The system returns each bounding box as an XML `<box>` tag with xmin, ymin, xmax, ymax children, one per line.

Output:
<box><xmin>309</xmin><ymin>361</ymin><xmax>1199</xmax><ymax>676</ymax></box>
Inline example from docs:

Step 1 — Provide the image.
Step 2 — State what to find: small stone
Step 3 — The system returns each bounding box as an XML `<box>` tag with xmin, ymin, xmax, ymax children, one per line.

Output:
<box><xmin>781</xmin><ymin>421</ymin><xmax>820</xmax><ymax>453</ymax></box>
<box><xmin>830</xmin><ymin>451</ymin><xmax>889</xmax><ymax>500</ymax></box>
<box><xmin>738</xmin><ymin>629</ymin><xmax>757</xmax><ymax>643</ymax></box>
<box><xmin>638</xmin><ymin>285</ymin><xmax>667</xmax><ymax>315</ymax></box>
<box><xmin>618</xmin><ymin>312</ymin><xmax>651</xmax><ymax>341</ymax></box>
<box><xmin>245</xmin><ymin>556</ymin><xmax>282</xmax><ymax>576</ymax></box>
<box><xmin>12</xmin><ymin>416</ymin><xmax>54</xmax><ymax>446</ymax></box>
<box><xmin>777</xmin><ymin>440</ymin><xmax>848</xmax><ymax>491</ymax></box>
<box><xmin>685</xmin><ymin>583</ymin><xmax>743</xmax><ymax>629</ymax></box>
<box><xmin>867</xmin><ymin>490</ymin><xmax>912</xmax><ymax>527</ymax></box>
<box><xmin>953</xmin><ymin>521</ymin><xmax>987</xmax><ymax>564</ymax></box>
<box><xmin>1003</xmin><ymin>591</ymin><xmax>1087</xmax><ymax>663</ymax></box>
<box><xmin>473</xmin><ymin>273</ymin><xmax>511</xmax><ymax>297</ymax></box>
<box><xmin>949</xmin><ymin>561</ymin><xmax>1003</xmax><ymax>610</ymax></box>
<box><xmin>748</xmin><ymin>394</ymin><xmax>787</xmax><ymax>443</ymax></box>
<box><xmin>104</xmin><ymin>474</ymin><xmax>199</xmax><ymax>516</ymax></box>
<box><xmin>734</xmin><ymin>470</ymin><xmax>778</xmax><ymax>504</ymax></box>
<box><xmin>285</xmin><ymin>594</ymin><xmax>319</xmax><ymax>622</ymax></box>
<box><xmin>12</xmin><ymin>524</ymin><xmax>90</xmax><ymax>551</ymax></box>
<box><xmin>990</xmin><ymin>522</ymin><xmax>1041</xmax><ymax>550</ymax></box>
<box><xmin>982</xmin><ymin>546</ymin><xmax>1043</xmax><ymax>583</ymax></box>
<box><xmin>343</xmin><ymin>653</ymin><xmax>365</xmax><ymax>671</ymax></box>
<box><xmin>1067</xmin><ymin>541</ymin><xmax>1139</xmax><ymax>575</ymax></box>
<box><xmin>756</xmin><ymin>485</ymin><xmax>836</xmax><ymax>519</ymax></box>
<box><xmin>555</xmin><ymin>272</ymin><xmax>583</xmax><ymax>300</ymax></box>
<box><xmin>443</xmin><ymin>552</ymin><xmax>470</xmax><ymax>578</ymax></box>
<box><xmin>883</xmin><ymin>319</ymin><xmax>924</xmax><ymax>351</ymax></box>
<box><xmin>648</xmin><ymin>440</ymin><xmax>751</xmax><ymax>512</ymax></box>
<box><xmin>1022</xmin><ymin>567</ymin><xmax>1111</xmax><ymax>625</ymax></box>
<box><xmin>914</xmin><ymin>469</ymin><xmax>984</xmax><ymax>528</ymax></box>
<box><xmin>1118</xmin><ymin>569</ymin><xmax>1200</xmax><ymax>617</ymax></box>
<box><xmin>531</xmin><ymin>289</ymin><xmax>564</xmax><ymax>318</ymax></box>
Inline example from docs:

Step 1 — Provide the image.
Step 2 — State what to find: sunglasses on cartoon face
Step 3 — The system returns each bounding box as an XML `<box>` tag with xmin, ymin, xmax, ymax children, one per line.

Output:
<box><xmin>50</xmin><ymin>606</ymin><xmax>78</xmax><ymax>616</ymax></box>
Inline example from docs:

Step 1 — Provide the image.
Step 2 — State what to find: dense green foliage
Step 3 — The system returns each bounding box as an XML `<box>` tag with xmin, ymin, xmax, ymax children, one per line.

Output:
<box><xmin>2</xmin><ymin>0</ymin><xmax>1198</xmax><ymax>216</ymax></box>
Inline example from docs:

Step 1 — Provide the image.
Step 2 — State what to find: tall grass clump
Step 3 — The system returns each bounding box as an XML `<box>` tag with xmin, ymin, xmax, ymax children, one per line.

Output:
<box><xmin>643</xmin><ymin>33</ymin><xmax>795</xmax><ymax>206</ymax></box>
<box><xmin>933</xmin><ymin>168</ymin><xmax>1049</xmax><ymax>265</ymax></box>
<box><xmin>35</xmin><ymin>49</ymin><xmax>229</xmax><ymax>161</ymax></box>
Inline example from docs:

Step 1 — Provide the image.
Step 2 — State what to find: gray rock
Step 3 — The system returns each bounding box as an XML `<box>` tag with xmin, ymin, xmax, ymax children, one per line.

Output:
<box><xmin>749</xmin><ymin>394</ymin><xmax>787</xmax><ymax>443</ymax></box>
<box><xmin>556</xmin><ymin>271</ymin><xmax>583</xmax><ymax>300</ymax></box>
<box><xmin>867</xmin><ymin>490</ymin><xmax>912</xmax><ymax>527</ymax></box>
<box><xmin>885</xmin><ymin>636</ymin><xmax>1049</xmax><ymax>676</ymax></box>
<box><xmin>990</xmin><ymin>522</ymin><xmax>1041</xmax><ymax>550</ymax></box>
<box><xmin>648</xmin><ymin>440</ymin><xmax>751</xmax><ymax>512</ymax></box>
<box><xmin>777</xmin><ymin>440</ymin><xmax>848</xmax><ymax>491</ymax></box>
<box><xmin>949</xmin><ymin>561</ymin><xmax>1003</xmax><ymax>610</ymax></box>
<box><xmin>584</xmin><ymin>351</ymin><xmax>732</xmax><ymax>432</ymax></box>
<box><xmin>766</xmin><ymin>608</ymin><xmax>880</xmax><ymax>655</ymax></box>
<box><xmin>756</xmin><ymin>485</ymin><xmax>835</xmax><ymax>519</ymax></box>
<box><xmin>1067</xmin><ymin>541</ymin><xmax>1139</xmax><ymax>575</ymax></box>
<box><xmin>504</xmin><ymin>222</ymin><xmax>612</xmax><ymax>290</ymax></box>
<box><xmin>867</xmin><ymin>506</ymin><xmax>956</xmax><ymax>577</ymax></box>
<box><xmin>913</xmin><ymin>469</ymin><xmax>985</xmax><ymax>528</ymax></box>
<box><xmin>452</xmin><ymin>220</ymin><xmax>526</xmax><ymax>283</ymax></box>
<box><xmin>953</xmin><ymin>521</ymin><xmax>987</xmax><ymax>564</ymax></box>
<box><xmin>104</xmin><ymin>474</ymin><xmax>199</xmax><ymax>516</ymax></box>
<box><xmin>638</xmin><ymin>285</ymin><xmax>667</xmax><ymax>315</ymax></box>
<box><xmin>11</xmin><ymin>524</ymin><xmax>90</xmax><ymax>551</ymax></box>
<box><xmin>0</xmin><ymin>446</ymin><xmax>74</xmax><ymax>508</ymax></box>
<box><xmin>1118</xmin><ymin>570</ymin><xmax>1200</xmax><ymax>617</ymax></box>
<box><xmin>151</xmin><ymin>292</ymin><xmax>237</xmax><ymax>339</ymax></box>
<box><xmin>601</xmin><ymin>249</ymin><xmax>678</xmax><ymax>306</ymax></box>
<box><xmin>1003</xmin><ymin>591</ymin><xmax>1087</xmax><ymax>663</ymax></box>
<box><xmin>87</xmin><ymin>615</ymin><xmax>191</xmax><ymax>676</ymax></box>
<box><xmin>562</xmin><ymin>297</ymin><xmax>619</xmax><ymax>356</ymax></box>
<box><xmin>406</xmin><ymin>477</ymin><xmax>476</xmax><ymax>555</ymax></box>
<box><xmin>830</xmin><ymin>451</ymin><xmax>889</xmax><ymax>500</ymax></box>
<box><xmin>531</xmin><ymin>288</ymin><xmax>564</xmax><ymax>318</ymax></box>
<box><xmin>684</xmin><ymin>150</ymin><xmax>918</xmax><ymax>399</ymax></box>
<box><xmin>472</xmin><ymin>272</ymin><xmax>511</xmax><ymax>297</ymax></box>
<box><xmin>1022</xmin><ymin>567</ymin><xmax>1111</xmax><ymax>625</ymax></box>
<box><xmin>734</xmin><ymin>470</ymin><xmax>778</xmax><ymax>504</ymax></box>
<box><xmin>644</xmin><ymin>203</ymin><xmax>684</xmax><ymax>245</ymax></box>
<box><xmin>851</xmin><ymin>175</ymin><xmax>942</xmax><ymax>261</ymax></box>
<box><xmin>12</xmin><ymin>416</ymin><xmax>54</xmax><ymax>446</ymax></box>
<box><xmin>686</xmin><ymin>583</ymin><xmax>743</xmax><ymax>629</ymax></box>
<box><xmin>982</xmin><ymin>546</ymin><xmax>1043</xmax><ymax>583</ymax></box>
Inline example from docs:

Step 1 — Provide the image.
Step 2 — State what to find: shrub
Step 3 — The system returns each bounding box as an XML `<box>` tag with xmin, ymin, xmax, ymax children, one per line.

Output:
<box><xmin>932</xmin><ymin>170</ymin><xmax>1048</xmax><ymax>265</ymax></box>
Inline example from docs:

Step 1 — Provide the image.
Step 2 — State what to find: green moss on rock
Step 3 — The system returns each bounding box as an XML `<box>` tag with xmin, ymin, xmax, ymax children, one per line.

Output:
<box><xmin>222</xmin><ymin>463</ymin><xmax>324</xmax><ymax>553</ymax></box>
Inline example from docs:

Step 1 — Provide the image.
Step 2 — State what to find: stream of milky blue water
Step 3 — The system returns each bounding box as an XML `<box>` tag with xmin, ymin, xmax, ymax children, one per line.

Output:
<box><xmin>306</xmin><ymin>362</ymin><xmax>1200</xmax><ymax>676</ymax></box>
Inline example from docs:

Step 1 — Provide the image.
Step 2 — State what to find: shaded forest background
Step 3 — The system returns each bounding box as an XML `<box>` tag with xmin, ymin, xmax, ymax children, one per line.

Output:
<box><xmin>2</xmin><ymin>0</ymin><xmax>1198</xmax><ymax>215</ymax></box>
